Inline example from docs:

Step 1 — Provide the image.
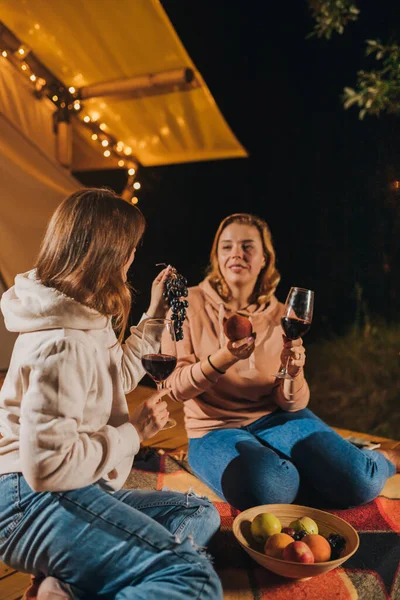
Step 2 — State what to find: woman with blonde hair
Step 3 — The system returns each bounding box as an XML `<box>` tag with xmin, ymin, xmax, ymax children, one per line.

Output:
<box><xmin>0</xmin><ymin>189</ymin><xmax>222</xmax><ymax>600</ymax></box>
<box><xmin>167</xmin><ymin>213</ymin><xmax>398</xmax><ymax>510</ymax></box>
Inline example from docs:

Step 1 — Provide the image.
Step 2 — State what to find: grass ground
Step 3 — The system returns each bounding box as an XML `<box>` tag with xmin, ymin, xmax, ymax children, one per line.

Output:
<box><xmin>306</xmin><ymin>320</ymin><xmax>400</xmax><ymax>440</ymax></box>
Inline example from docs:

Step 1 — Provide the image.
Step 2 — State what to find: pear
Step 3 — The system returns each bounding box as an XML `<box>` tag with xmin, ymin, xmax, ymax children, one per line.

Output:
<box><xmin>289</xmin><ymin>516</ymin><xmax>319</xmax><ymax>535</ymax></box>
<box><xmin>250</xmin><ymin>512</ymin><xmax>282</xmax><ymax>543</ymax></box>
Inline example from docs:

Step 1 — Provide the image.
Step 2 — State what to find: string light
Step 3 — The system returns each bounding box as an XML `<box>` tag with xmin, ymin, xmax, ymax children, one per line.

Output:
<box><xmin>131</xmin><ymin>197</ymin><xmax>139</xmax><ymax>204</ymax></box>
<box><xmin>1</xmin><ymin>41</ymin><xmax>141</xmax><ymax>173</ymax></box>
<box><xmin>133</xmin><ymin>182</ymin><xmax>141</xmax><ymax>190</ymax></box>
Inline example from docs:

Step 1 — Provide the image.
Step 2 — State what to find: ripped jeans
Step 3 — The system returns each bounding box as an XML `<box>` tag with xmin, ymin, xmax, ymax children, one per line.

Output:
<box><xmin>0</xmin><ymin>474</ymin><xmax>222</xmax><ymax>600</ymax></box>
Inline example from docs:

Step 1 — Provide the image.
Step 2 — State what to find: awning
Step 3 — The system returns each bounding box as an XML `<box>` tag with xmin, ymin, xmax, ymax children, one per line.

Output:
<box><xmin>0</xmin><ymin>0</ymin><xmax>247</xmax><ymax>169</ymax></box>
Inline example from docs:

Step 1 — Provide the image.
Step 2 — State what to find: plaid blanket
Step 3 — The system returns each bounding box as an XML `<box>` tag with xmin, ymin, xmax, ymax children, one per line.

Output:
<box><xmin>22</xmin><ymin>447</ymin><xmax>400</xmax><ymax>600</ymax></box>
<box><xmin>126</xmin><ymin>448</ymin><xmax>400</xmax><ymax>600</ymax></box>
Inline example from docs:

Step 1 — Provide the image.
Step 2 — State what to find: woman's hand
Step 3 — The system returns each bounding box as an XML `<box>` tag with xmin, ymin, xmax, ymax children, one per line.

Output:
<box><xmin>280</xmin><ymin>335</ymin><xmax>306</xmax><ymax>378</ymax></box>
<box><xmin>129</xmin><ymin>389</ymin><xmax>170</xmax><ymax>442</ymax></box>
<box><xmin>146</xmin><ymin>266</ymin><xmax>172</xmax><ymax>319</ymax></box>
<box><xmin>227</xmin><ymin>334</ymin><xmax>256</xmax><ymax>360</ymax></box>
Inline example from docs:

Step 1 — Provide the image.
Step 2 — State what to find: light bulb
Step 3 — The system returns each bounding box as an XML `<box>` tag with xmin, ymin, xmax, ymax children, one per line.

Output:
<box><xmin>99</xmin><ymin>123</ymin><xmax>106</xmax><ymax>131</ymax></box>
<box><xmin>101</xmin><ymin>139</ymin><xmax>109</xmax><ymax>147</ymax></box>
<box><xmin>1</xmin><ymin>51</ymin><xmax>7</xmax><ymax>58</ymax></box>
<box><xmin>131</xmin><ymin>197</ymin><xmax>139</xmax><ymax>204</ymax></box>
<box><xmin>103</xmin><ymin>150</ymin><xmax>111</xmax><ymax>157</ymax></box>
<box><xmin>83</xmin><ymin>116</ymin><xmax>91</xmax><ymax>123</ymax></box>
<box><xmin>133</xmin><ymin>182</ymin><xmax>141</xmax><ymax>190</ymax></box>
<box><xmin>118</xmin><ymin>160</ymin><xmax>125</xmax><ymax>167</ymax></box>
<box><xmin>128</xmin><ymin>168</ymin><xmax>136</xmax><ymax>176</ymax></box>
<box><xmin>69</xmin><ymin>86</ymin><xmax>76</xmax><ymax>94</ymax></box>
<box><xmin>91</xmin><ymin>134</ymin><xmax>98</xmax><ymax>141</ymax></box>
<box><xmin>52</xmin><ymin>95</ymin><xmax>59</xmax><ymax>102</ymax></box>
<box><xmin>30</xmin><ymin>74</ymin><xmax>36</xmax><ymax>82</ymax></box>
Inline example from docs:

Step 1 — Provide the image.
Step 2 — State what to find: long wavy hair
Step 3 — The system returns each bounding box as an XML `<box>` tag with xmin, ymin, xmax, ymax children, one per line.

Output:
<box><xmin>35</xmin><ymin>188</ymin><xmax>146</xmax><ymax>341</ymax></box>
<box><xmin>206</xmin><ymin>213</ymin><xmax>280</xmax><ymax>305</ymax></box>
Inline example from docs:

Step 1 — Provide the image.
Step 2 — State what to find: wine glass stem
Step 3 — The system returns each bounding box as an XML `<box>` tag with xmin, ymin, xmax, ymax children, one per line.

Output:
<box><xmin>282</xmin><ymin>355</ymin><xmax>290</xmax><ymax>374</ymax></box>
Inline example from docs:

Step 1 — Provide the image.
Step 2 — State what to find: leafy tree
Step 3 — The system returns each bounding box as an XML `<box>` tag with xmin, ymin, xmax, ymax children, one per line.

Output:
<box><xmin>308</xmin><ymin>1</ymin><xmax>400</xmax><ymax>119</ymax></box>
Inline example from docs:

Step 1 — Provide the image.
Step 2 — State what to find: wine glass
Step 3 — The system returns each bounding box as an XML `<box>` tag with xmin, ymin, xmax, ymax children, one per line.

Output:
<box><xmin>141</xmin><ymin>318</ymin><xmax>178</xmax><ymax>429</ymax></box>
<box><xmin>275</xmin><ymin>287</ymin><xmax>314</xmax><ymax>380</ymax></box>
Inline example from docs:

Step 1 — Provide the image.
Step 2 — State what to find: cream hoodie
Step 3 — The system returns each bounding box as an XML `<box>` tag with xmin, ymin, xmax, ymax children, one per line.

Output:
<box><xmin>167</xmin><ymin>278</ymin><xmax>310</xmax><ymax>438</ymax></box>
<box><xmin>0</xmin><ymin>270</ymin><xmax>149</xmax><ymax>492</ymax></box>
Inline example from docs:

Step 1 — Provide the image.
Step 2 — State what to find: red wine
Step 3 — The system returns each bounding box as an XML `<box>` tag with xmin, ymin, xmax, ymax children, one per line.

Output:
<box><xmin>142</xmin><ymin>354</ymin><xmax>177</xmax><ymax>382</ymax></box>
<box><xmin>281</xmin><ymin>317</ymin><xmax>311</xmax><ymax>340</ymax></box>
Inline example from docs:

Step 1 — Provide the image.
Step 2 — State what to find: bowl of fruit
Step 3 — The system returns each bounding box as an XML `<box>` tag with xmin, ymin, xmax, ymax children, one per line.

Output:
<box><xmin>232</xmin><ymin>504</ymin><xmax>359</xmax><ymax>580</ymax></box>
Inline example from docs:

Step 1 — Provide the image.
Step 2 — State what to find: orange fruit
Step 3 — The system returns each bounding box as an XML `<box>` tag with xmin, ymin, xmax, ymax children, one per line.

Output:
<box><xmin>303</xmin><ymin>534</ymin><xmax>332</xmax><ymax>562</ymax></box>
<box><xmin>264</xmin><ymin>533</ymin><xmax>294</xmax><ymax>559</ymax></box>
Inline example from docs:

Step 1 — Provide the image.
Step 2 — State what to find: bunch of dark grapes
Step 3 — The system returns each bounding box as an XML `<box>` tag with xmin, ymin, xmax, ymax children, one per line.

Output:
<box><xmin>162</xmin><ymin>266</ymin><xmax>188</xmax><ymax>341</ymax></box>
<box><xmin>292</xmin><ymin>530</ymin><xmax>307</xmax><ymax>541</ymax></box>
<box><xmin>327</xmin><ymin>533</ymin><xmax>346</xmax><ymax>560</ymax></box>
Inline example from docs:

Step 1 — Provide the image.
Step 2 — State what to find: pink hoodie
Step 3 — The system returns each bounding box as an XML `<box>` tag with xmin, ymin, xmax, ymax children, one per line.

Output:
<box><xmin>167</xmin><ymin>278</ymin><xmax>310</xmax><ymax>438</ymax></box>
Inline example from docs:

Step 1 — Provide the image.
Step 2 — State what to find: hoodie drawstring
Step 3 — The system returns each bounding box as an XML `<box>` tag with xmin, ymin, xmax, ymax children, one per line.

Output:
<box><xmin>247</xmin><ymin>315</ymin><xmax>256</xmax><ymax>370</ymax></box>
<box><xmin>218</xmin><ymin>303</ymin><xmax>226</xmax><ymax>349</ymax></box>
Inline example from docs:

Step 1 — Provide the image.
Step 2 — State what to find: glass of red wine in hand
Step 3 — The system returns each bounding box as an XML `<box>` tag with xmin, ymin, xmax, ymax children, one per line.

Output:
<box><xmin>275</xmin><ymin>287</ymin><xmax>314</xmax><ymax>380</ymax></box>
<box><xmin>141</xmin><ymin>319</ymin><xmax>178</xmax><ymax>429</ymax></box>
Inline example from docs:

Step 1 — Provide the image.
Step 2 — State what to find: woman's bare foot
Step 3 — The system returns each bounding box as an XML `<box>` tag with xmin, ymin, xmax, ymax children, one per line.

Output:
<box><xmin>377</xmin><ymin>447</ymin><xmax>400</xmax><ymax>473</ymax></box>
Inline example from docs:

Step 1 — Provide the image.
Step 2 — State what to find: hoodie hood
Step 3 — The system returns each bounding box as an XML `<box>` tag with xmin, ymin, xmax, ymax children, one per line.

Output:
<box><xmin>198</xmin><ymin>278</ymin><xmax>282</xmax><ymax>371</ymax></box>
<box><xmin>198</xmin><ymin>277</ymin><xmax>277</xmax><ymax>318</ymax></box>
<box><xmin>1</xmin><ymin>270</ymin><xmax>108</xmax><ymax>333</ymax></box>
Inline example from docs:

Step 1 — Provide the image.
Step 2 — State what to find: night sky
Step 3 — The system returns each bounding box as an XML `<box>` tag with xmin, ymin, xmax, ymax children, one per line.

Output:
<box><xmin>76</xmin><ymin>1</ymin><xmax>400</xmax><ymax>339</ymax></box>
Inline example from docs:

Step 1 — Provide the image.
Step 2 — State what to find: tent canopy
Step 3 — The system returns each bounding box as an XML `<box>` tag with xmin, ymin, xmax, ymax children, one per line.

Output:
<box><xmin>0</xmin><ymin>0</ymin><xmax>247</xmax><ymax>169</ymax></box>
<box><xmin>0</xmin><ymin>0</ymin><xmax>247</xmax><ymax>367</ymax></box>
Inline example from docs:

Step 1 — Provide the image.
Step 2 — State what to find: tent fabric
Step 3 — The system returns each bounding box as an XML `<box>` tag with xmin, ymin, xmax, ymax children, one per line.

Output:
<box><xmin>0</xmin><ymin>111</ymin><xmax>79</xmax><ymax>287</ymax></box>
<box><xmin>0</xmin><ymin>0</ymin><xmax>247</xmax><ymax>168</ymax></box>
<box><xmin>0</xmin><ymin>57</ymin><xmax>57</xmax><ymax>161</ymax></box>
<box><xmin>0</xmin><ymin>57</ymin><xmax>79</xmax><ymax>287</ymax></box>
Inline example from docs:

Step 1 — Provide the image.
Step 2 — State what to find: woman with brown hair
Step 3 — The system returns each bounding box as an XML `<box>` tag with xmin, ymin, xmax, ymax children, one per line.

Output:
<box><xmin>167</xmin><ymin>213</ymin><xmax>398</xmax><ymax>511</ymax></box>
<box><xmin>0</xmin><ymin>189</ymin><xmax>222</xmax><ymax>600</ymax></box>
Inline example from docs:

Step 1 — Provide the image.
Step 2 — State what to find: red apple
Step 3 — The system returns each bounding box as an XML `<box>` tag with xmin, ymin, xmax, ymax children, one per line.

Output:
<box><xmin>283</xmin><ymin>541</ymin><xmax>315</xmax><ymax>563</ymax></box>
<box><xmin>224</xmin><ymin>314</ymin><xmax>253</xmax><ymax>341</ymax></box>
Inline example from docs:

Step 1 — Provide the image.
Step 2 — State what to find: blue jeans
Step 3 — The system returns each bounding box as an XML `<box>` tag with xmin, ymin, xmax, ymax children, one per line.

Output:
<box><xmin>188</xmin><ymin>408</ymin><xmax>396</xmax><ymax>511</ymax></box>
<box><xmin>0</xmin><ymin>474</ymin><xmax>223</xmax><ymax>600</ymax></box>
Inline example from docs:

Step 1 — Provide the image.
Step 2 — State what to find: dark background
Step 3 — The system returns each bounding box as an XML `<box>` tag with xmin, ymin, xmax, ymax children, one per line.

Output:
<box><xmin>75</xmin><ymin>0</ymin><xmax>400</xmax><ymax>341</ymax></box>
